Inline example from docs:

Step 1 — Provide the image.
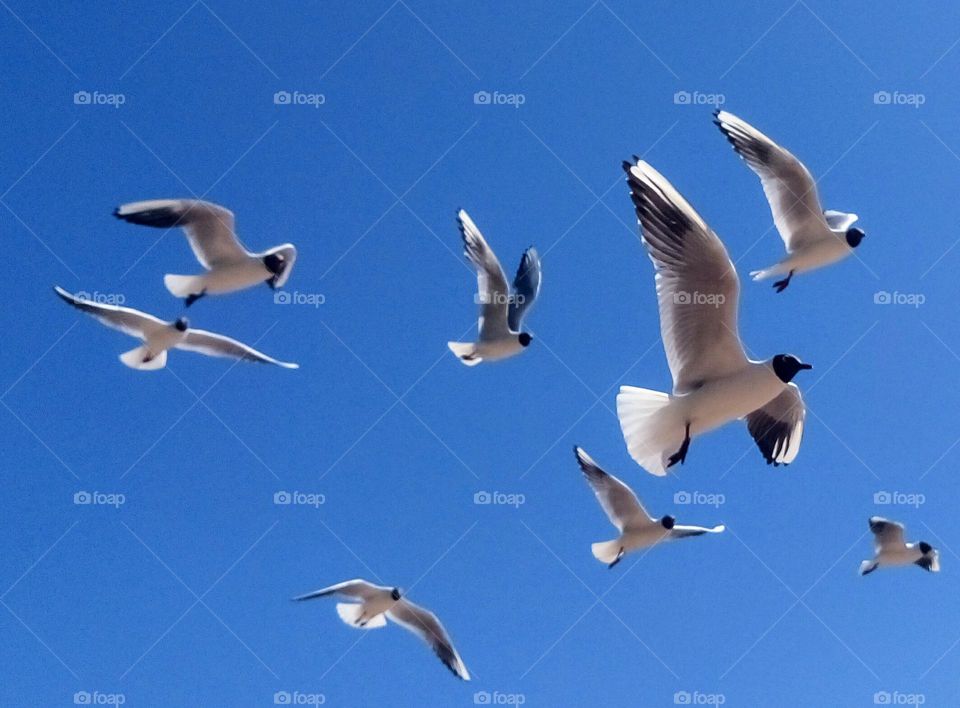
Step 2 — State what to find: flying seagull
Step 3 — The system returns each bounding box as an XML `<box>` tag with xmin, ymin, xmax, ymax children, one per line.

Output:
<box><xmin>575</xmin><ymin>447</ymin><xmax>724</xmax><ymax>568</ymax></box>
<box><xmin>113</xmin><ymin>199</ymin><xmax>297</xmax><ymax>306</ymax></box>
<box><xmin>617</xmin><ymin>159</ymin><xmax>812</xmax><ymax>476</ymax></box>
<box><xmin>54</xmin><ymin>286</ymin><xmax>298</xmax><ymax>370</ymax></box>
<box><xmin>447</xmin><ymin>209</ymin><xmax>541</xmax><ymax>366</ymax></box>
<box><xmin>860</xmin><ymin>517</ymin><xmax>940</xmax><ymax>576</ymax></box>
<box><xmin>293</xmin><ymin>579</ymin><xmax>470</xmax><ymax>680</ymax></box>
<box><xmin>713</xmin><ymin>110</ymin><xmax>865</xmax><ymax>292</ymax></box>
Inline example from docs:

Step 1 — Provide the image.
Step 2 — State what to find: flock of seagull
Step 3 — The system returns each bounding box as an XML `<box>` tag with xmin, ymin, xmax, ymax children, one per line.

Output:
<box><xmin>51</xmin><ymin>110</ymin><xmax>938</xmax><ymax>681</ymax></box>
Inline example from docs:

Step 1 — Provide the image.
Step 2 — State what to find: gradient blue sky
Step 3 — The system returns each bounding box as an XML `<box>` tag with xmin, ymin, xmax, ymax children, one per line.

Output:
<box><xmin>3</xmin><ymin>1</ymin><xmax>960</xmax><ymax>706</ymax></box>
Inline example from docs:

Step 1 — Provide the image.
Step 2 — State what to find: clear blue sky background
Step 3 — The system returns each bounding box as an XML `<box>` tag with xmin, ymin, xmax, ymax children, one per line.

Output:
<box><xmin>2</xmin><ymin>1</ymin><xmax>960</xmax><ymax>706</ymax></box>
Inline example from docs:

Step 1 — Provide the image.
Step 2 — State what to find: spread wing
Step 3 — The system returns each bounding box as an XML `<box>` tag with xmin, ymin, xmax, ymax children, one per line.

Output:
<box><xmin>292</xmin><ymin>579</ymin><xmax>387</xmax><ymax>602</ymax></box>
<box><xmin>574</xmin><ymin>447</ymin><xmax>652</xmax><ymax>531</ymax></box>
<box><xmin>624</xmin><ymin>159</ymin><xmax>747</xmax><ymax>393</ymax></box>
<box><xmin>507</xmin><ymin>247</ymin><xmax>541</xmax><ymax>331</ymax></box>
<box><xmin>714</xmin><ymin>111</ymin><xmax>830</xmax><ymax>252</ymax></box>
<box><xmin>177</xmin><ymin>329</ymin><xmax>299</xmax><ymax>369</ymax></box>
<box><xmin>744</xmin><ymin>384</ymin><xmax>806</xmax><ymax>466</ymax></box>
<box><xmin>114</xmin><ymin>199</ymin><xmax>249</xmax><ymax>268</ymax></box>
<box><xmin>457</xmin><ymin>209</ymin><xmax>510</xmax><ymax>339</ymax></box>
<box><xmin>869</xmin><ymin>517</ymin><xmax>906</xmax><ymax>553</ymax></box>
<box><xmin>53</xmin><ymin>286</ymin><xmax>164</xmax><ymax>339</ymax></box>
<box><xmin>823</xmin><ymin>210</ymin><xmax>859</xmax><ymax>233</ymax></box>
<box><xmin>387</xmin><ymin>599</ymin><xmax>470</xmax><ymax>681</ymax></box>
<box><xmin>669</xmin><ymin>524</ymin><xmax>725</xmax><ymax>540</ymax></box>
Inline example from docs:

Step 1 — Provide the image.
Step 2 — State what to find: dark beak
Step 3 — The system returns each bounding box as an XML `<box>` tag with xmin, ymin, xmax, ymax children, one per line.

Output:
<box><xmin>799</xmin><ymin>363</ymin><xmax>813</xmax><ymax>370</ymax></box>
<box><xmin>266</xmin><ymin>275</ymin><xmax>279</xmax><ymax>290</ymax></box>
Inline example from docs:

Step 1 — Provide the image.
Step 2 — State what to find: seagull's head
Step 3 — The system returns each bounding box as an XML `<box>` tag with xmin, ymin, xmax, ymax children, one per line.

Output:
<box><xmin>390</xmin><ymin>587</ymin><xmax>402</xmax><ymax>601</ymax></box>
<box><xmin>772</xmin><ymin>354</ymin><xmax>812</xmax><ymax>383</ymax></box>
<box><xmin>919</xmin><ymin>542</ymin><xmax>934</xmax><ymax>555</ymax></box>
<box><xmin>174</xmin><ymin>317</ymin><xmax>189</xmax><ymax>332</ymax></box>
<box><xmin>518</xmin><ymin>332</ymin><xmax>533</xmax><ymax>347</ymax></box>
<box><xmin>845</xmin><ymin>227</ymin><xmax>866</xmax><ymax>248</ymax></box>
<box><xmin>263</xmin><ymin>252</ymin><xmax>288</xmax><ymax>289</ymax></box>
<box><xmin>660</xmin><ymin>515</ymin><xmax>676</xmax><ymax>530</ymax></box>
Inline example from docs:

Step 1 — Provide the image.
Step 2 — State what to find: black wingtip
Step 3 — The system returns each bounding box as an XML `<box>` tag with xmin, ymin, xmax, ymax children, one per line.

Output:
<box><xmin>621</xmin><ymin>160</ymin><xmax>633</xmax><ymax>173</ymax></box>
<box><xmin>111</xmin><ymin>207</ymin><xmax>122</xmax><ymax>219</ymax></box>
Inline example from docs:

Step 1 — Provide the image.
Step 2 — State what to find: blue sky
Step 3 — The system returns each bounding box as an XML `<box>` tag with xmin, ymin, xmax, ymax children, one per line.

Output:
<box><xmin>2</xmin><ymin>1</ymin><xmax>960</xmax><ymax>705</ymax></box>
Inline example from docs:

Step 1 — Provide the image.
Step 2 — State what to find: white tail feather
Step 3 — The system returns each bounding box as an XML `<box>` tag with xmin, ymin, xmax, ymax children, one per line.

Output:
<box><xmin>164</xmin><ymin>274</ymin><xmax>205</xmax><ymax>298</ymax></box>
<box><xmin>335</xmin><ymin>603</ymin><xmax>386</xmax><ymax>629</ymax></box>
<box><xmin>616</xmin><ymin>386</ymin><xmax>681</xmax><ymax>476</ymax></box>
<box><xmin>591</xmin><ymin>540</ymin><xmax>622</xmax><ymax>564</ymax></box>
<box><xmin>447</xmin><ymin>341</ymin><xmax>481</xmax><ymax>366</ymax></box>
<box><xmin>119</xmin><ymin>346</ymin><xmax>167</xmax><ymax>370</ymax></box>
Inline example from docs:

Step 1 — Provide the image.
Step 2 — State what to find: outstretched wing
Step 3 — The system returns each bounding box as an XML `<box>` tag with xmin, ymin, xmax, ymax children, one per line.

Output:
<box><xmin>744</xmin><ymin>384</ymin><xmax>806</xmax><ymax>466</ymax></box>
<box><xmin>388</xmin><ymin>599</ymin><xmax>471</xmax><ymax>681</ymax></box>
<box><xmin>869</xmin><ymin>517</ymin><xmax>906</xmax><ymax>553</ymax></box>
<box><xmin>53</xmin><ymin>286</ymin><xmax>163</xmax><ymax>339</ymax></box>
<box><xmin>508</xmin><ymin>247</ymin><xmax>541</xmax><ymax>331</ymax></box>
<box><xmin>669</xmin><ymin>524</ymin><xmax>725</xmax><ymax>540</ymax></box>
<box><xmin>292</xmin><ymin>579</ymin><xmax>388</xmax><ymax>602</ymax></box>
<box><xmin>178</xmin><ymin>329</ymin><xmax>298</xmax><ymax>369</ymax></box>
<box><xmin>574</xmin><ymin>446</ymin><xmax>652</xmax><ymax>531</ymax></box>
<box><xmin>457</xmin><ymin>209</ymin><xmax>511</xmax><ymax>340</ymax></box>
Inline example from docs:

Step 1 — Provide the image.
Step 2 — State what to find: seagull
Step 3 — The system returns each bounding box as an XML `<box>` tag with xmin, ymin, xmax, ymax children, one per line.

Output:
<box><xmin>54</xmin><ymin>286</ymin><xmax>298</xmax><ymax>370</ymax></box>
<box><xmin>113</xmin><ymin>199</ymin><xmax>297</xmax><ymax>306</ymax></box>
<box><xmin>860</xmin><ymin>517</ymin><xmax>940</xmax><ymax>576</ymax></box>
<box><xmin>574</xmin><ymin>447</ymin><xmax>724</xmax><ymax>568</ymax></box>
<box><xmin>713</xmin><ymin>110</ymin><xmax>865</xmax><ymax>292</ymax></box>
<box><xmin>293</xmin><ymin>579</ymin><xmax>470</xmax><ymax>680</ymax></box>
<box><xmin>618</xmin><ymin>159</ymin><xmax>812</xmax><ymax>476</ymax></box>
<box><xmin>447</xmin><ymin>209</ymin><xmax>541</xmax><ymax>366</ymax></box>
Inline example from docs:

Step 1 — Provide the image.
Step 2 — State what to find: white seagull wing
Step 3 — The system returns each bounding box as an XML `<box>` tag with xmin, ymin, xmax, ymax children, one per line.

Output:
<box><xmin>457</xmin><ymin>209</ymin><xmax>510</xmax><ymax>339</ymax></box>
<box><xmin>292</xmin><ymin>579</ymin><xmax>389</xmax><ymax>602</ymax></box>
<box><xmin>54</xmin><ymin>286</ymin><xmax>164</xmax><ymax>339</ymax></box>
<box><xmin>114</xmin><ymin>198</ymin><xmax>249</xmax><ymax>269</ymax></box>
<box><xmin>177</xmin><ymin>329</ymin><xmax>299</xmax><ymax>369</ymax></box>
<box><xmin>624</xmin><ymin>159</ymin><xmax>747</xmax><ymax>393</ymax></box>
<box><xmin>869</xmin><ymin>517</ymin><xmax>906</xmax><ymax>553</ymax></box>
<box><xmin>507</xmin><ymin>247</ymin><xmax>541</xmax><ymax>331</ymax></box>
<box><xmin>823</xmin><ymin>209</ymin><xmax>859</xmax><ymax>233</ymax></box>
<box><xmin>669</xmin><ymin>524</ymin><xmax>725</xmax><ymax>540</ymax></box>
<box><xmin>387</xmin><ymin>599</ymin><xmax>470</xmax><ymax>681</ymax></box>
<box><xmin>574</xmin><ymin>446</ymin><xmax>652</xmax><ymax>531</ymax></box>
<box><xmin>744</xmin><ymin>383</ymin><xmax>806</xmax><ymax>466</ymax></box>
<box><xmin>714</xmin><ymin>111</ymin><xmax>830</xmax><ymax>251</ymax></box>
